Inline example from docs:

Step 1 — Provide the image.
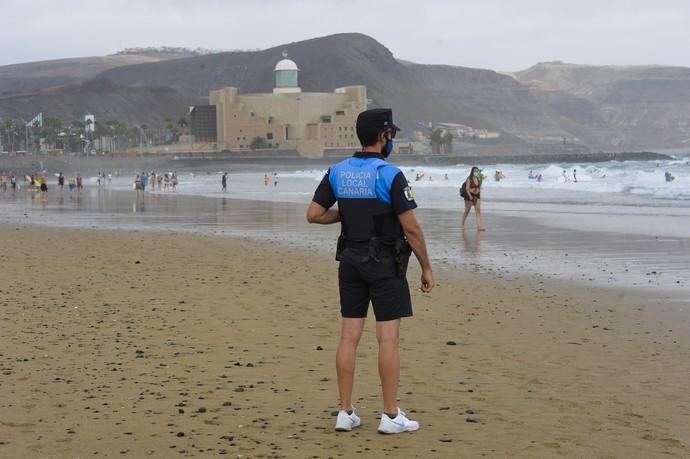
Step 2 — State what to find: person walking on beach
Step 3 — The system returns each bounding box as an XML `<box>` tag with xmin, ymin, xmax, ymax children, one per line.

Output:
<box><xmin>10</xmin><ymin>174</ymin><xmax>17</xmax><ymax>195</ymax></box>
<box><xmin>273</xmin><ymin>172</ymin><xmax>279</xmax><ymax>187</ymax></box>
<box><xmin>134</xmin><ymin>175</ymin><xmax>144</xmax><ymax>199</ymax></box>
<box><xmin>460</xmin><ymin>166</ymin><xmax>484</xmax><ymax>231</ymax></box>
<box><xmin>171</xmin><ymin>172</ymin><xmax>178</xmax><ymax>192</ymax></box>
<box><xmin>39</xmin><ymin>175</ymin><xmax>48</xmax><ymax>202</ymax></box>
<box><xmin>264</xmin><ymin>174</ymin><xmax>270</xmax><ymax>186</ymax></box>
<box><xmin>76</xmin><ymin>174</ymin><xmax>83</xmax><ymax>194</ymax></box>
<box><xmin>58</xmin><ymin>172</ymin><xmax>65</xmax><ymax>192</ymax></box>
<box><xmin>222</xmin><ymin>172</ymin><xmax>228</xmax><ymax>192</ymax></box>
<box><xmin>307</xmin><ymin>108</ymin><xmax>434</xmax><ymax>434</ymax></box>
<box><xmin>140</xmin><ymin>172</ymin><xmax>148</xmax><ymax>192</ymax></box>
<box><xmin>573</xmin><ymin>169</ymin><xmax>578</xmax><ymax>183</ymax></box>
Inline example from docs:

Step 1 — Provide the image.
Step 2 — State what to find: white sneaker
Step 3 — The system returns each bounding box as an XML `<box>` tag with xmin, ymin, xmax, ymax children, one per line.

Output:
<box><xmin>377</xmin><ymin>407</ymin><xmax>420</xmax><ymax>434</ymax></box>
<box><xmin>334</xmin><ymin>407</ymin><xmax>361</xmax><ymax>432</ymax></box>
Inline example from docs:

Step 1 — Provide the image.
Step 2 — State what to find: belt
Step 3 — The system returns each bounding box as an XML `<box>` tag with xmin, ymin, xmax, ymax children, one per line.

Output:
<box><xmin>342</xmin><ymin>240</ymin><xmax>370</xmax><ymax>249</ymax></box>
<box><xmin>342</xmin><ymin>239</ymin><xmax>398</xmax><ymax>255</ymax></box>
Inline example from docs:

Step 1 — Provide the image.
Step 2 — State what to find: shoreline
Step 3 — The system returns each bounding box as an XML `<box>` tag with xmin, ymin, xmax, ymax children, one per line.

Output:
<box><xmin>1</xmin><ymin>224</ymin><xmax>688</xmax><ymax>458</ymax></box>
<box><xmin>0</xmin><ymin>150</ymin><xmax>680</xmax><ymax>175</ymax></box>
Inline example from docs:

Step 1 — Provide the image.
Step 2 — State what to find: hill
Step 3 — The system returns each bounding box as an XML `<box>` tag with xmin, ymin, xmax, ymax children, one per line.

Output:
<box><xmin>1</xmin><ymin>78</ymin><xmax>195</xmax><ymax>127</ymax></box>
<box><xmin>1</xmin><ymin>34</ymin><xmax>690</xmax><ymax>151</ymax></box>
<box><xmin>514</xmin><ymin>61</ymin><xmax>690</xmax><ymax>147</ymax></box>
<box><xmin>0</xmin><ymin>51</ymin><xmax>203</xmax><ymax>97</ymax></box>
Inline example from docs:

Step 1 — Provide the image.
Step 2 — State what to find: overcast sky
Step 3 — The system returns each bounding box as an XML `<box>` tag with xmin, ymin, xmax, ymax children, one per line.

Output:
<box><xmin>2</xmin><ymin>0</ymin><xmax>689</xmax><ymax>70</ymax></box>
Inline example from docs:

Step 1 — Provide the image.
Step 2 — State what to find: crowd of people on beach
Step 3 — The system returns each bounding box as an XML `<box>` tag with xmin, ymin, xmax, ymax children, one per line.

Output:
<box><xmin>133</xmin><ymin>171</ymin><xmax>179</xmax><ymax>197</ymax></box>
<box><xmin>0</xmin><ymin>171</ymin><xmax>84</xmax><ymax>201</ymax></box>
<box><xmin>0</xmin><ymin>172</ymin><xmax>18</xmax><ymax>194</ymax></box>
<box><xmin>95</xmin><ymin>171</ymin><xmax>113</xmax><ymax>186</ymax></box>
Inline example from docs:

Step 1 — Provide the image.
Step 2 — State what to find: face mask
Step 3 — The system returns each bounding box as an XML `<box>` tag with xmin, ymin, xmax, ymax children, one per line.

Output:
<box><xmin>382</xmin><ymin>138</ymin><xmax>393</xmax><ymax>158</ymax></box>
<box><xmin>473</xmin><ymin>171</ymin><xmax>479</xmax><ymax>177</ymax></box>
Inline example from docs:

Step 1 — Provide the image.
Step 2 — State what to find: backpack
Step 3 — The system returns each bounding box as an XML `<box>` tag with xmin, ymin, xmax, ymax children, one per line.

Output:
<box><xmin>459</xmin><ymin>180</ymin><xmax>468</xmax><ymax>198</ymax></box>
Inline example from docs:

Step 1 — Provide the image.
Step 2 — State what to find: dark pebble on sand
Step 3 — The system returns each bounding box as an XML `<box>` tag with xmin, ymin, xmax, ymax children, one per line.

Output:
<box><xmin>176</xmin><ymin>432</ymin><xmax>185</xmax><ymax>437</ymax></box>
<box><xmin>246</xmin><ymin>363</ymin><xmax>254</xmax><ymax>367</ymax></box>
<box><xmin>197</xmin><ymin>407</ymin><xmax>207</xmax><ymax>413</ymax></box>
<box><xmin>222</xmin><ymin>401</ymin><xmax>232</xmax><ymax>407</ymax></box>
<box><xmin>234</xmin><ymin>387</ymin><xmax>244</xmax><ymax>392</ymax></box>
<box><xmin>465</xmin><ymin>409</ymin><xmax>475</xmax><ymax>414</ymax></box>
<box><xmin>439</xmin><ymin>406</ymin><xmax>450</xmax><ymax>410</ymax></box>
<box><xmin>178</xmin><ymin>409</ymin><xmax>184</xmax><ymax>414</ymax></box>
<box><xmin>439</xmin><ymin>435</ymin><xmax>452</xmax><ymax>442</ymax></box>
<box><xmin>316</xmin><ymin>346</ymin><xmax>323</xmax><ymax>351</ymax></box>
<box><xmin>134</xmin><ymin>261</ymin><xmax>140</xmax><ymax>264</ymax></box>
<box><xmin>446</xmin><ymin>341</ymin><xmax>457</xmax><ymax>346</ymax></box>
<box><xmin>466</xmin><ymin>416</ymin><xmax>478</xmax><ymax>423</ymax></box>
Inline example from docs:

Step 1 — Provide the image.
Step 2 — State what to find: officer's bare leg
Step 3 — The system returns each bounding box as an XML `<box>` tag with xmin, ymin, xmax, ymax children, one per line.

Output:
<box><xmin>376</xmin><ymin>319</ymin><xmax>401</xmax><ymax>414</ymax></box>
<box><xmin>336</xmin><ymin>317</ymin><xmax>365</xmax><ymax>411</ymax></box>
<box><xmin>461</xmin><ymin>201</ymin><xmax>472</xmax><ymax>226</ymax></box>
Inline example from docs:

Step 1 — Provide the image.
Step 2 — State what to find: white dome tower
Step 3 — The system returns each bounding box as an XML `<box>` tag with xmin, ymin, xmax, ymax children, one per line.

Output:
<box><xmin>273</xmin><ymin>51</ymin><xmax>301</xmax><ymax>94</ymax></box>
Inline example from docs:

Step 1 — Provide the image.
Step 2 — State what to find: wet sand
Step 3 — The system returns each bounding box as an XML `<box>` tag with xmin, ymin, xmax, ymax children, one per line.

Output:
<box><xmin>1</xmin><ymin>225</ymin><xmax>689</xmax><ymax>458</ymax></box>
<box><xmin>2</xmin><ymin>187</ymin><xmax>688</xmax><ymax>293</ymax></box>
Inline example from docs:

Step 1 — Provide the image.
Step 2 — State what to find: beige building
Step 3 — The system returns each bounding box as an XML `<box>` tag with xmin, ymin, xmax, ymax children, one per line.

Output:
<box><xmin>209</xmin><ymin>54</ymin><xmax>367</xmax><ymax>158</ymax></box>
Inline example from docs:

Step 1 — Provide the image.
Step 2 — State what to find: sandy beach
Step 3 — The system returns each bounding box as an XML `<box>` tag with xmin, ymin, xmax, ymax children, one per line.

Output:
<box><xmin>1</xmin><ymin>225</ymin><xmax>688</xmax><ymax>458</ymax></box>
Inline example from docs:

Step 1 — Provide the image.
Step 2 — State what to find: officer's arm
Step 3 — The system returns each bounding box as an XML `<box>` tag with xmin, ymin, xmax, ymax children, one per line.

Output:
<box><xmin>307</xmin><ymin>202</ymin><xmax>340</xmax><ymax>225</ymax></box>
<box><xmin>398</xmin><ymin>210</ymin><xmax>432</xmax><ymax>272</ymax></box>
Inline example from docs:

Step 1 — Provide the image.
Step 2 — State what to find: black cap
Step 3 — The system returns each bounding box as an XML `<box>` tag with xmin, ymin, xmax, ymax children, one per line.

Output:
<box><xmin>356</xmin><ymin>108</ymin><xmax>400</xmax><ymax>132</ymax></box>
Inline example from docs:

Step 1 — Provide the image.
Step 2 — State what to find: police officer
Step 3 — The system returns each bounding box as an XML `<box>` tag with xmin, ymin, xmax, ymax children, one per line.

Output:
<box><xmin>307</xmin><ymin>108</ymin><xmax>434</xmax><ymax>434</ymax></box>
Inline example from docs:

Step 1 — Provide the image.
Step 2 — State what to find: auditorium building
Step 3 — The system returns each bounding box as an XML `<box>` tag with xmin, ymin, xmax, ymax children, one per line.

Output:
<box><xmin>199</xmin><ymin>54</ymin><xmax>367</xmax><ymax>158</ymax></box>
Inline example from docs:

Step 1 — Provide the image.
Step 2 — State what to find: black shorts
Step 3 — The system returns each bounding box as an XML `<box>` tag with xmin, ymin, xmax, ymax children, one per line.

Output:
<box><xmin>338</xmin><ymin>248</ymin><xmax>413</xmax><ymax>322</ymax></box>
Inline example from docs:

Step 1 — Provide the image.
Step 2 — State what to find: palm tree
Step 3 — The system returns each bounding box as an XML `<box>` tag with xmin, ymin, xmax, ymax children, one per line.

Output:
<box><xmin>2</xmin><ymin>119</ymin><xmax>15</xmax><ymax>152</ymax></box>
<box><xmin>140</xmin><ymin>123</ymin><xmax>149</xmax><ymax>146</ymax></box>
<box><xmin>430</xmin><ymin>129</ymin><xmax>444</xmax><ymax>155</ymax></box>
<box><xmin>41</xmin><ymin>117</ymin><xmax>62</xmax><ymax>150</ymax></box>
<box><xmin>442</xmin><ymin>131</ymin><xmax>453</xmax><ymax>154</ymax></box>
<box><xmin>177</xmin><ymin>117</ymin><xmax>188</xmax><ymax>135</ymax></box>
<box><xmin>84</xmin><ymin>118</ymin><xmax>94</xmax><ymax>142</ymax></box>
<box><xmin>16</xmin><ymin>120</ymin><xmax>27</xmax><ymax>152</ymax></box>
